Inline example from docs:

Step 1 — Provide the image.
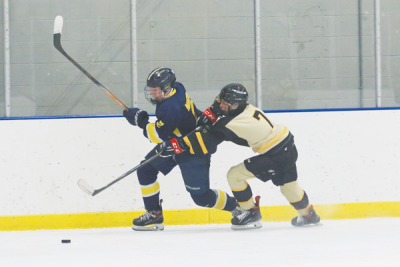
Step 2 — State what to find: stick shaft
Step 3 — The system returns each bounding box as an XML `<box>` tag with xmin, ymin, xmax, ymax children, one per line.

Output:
<box><xmin>92</xmin><ymin>151</ymin><xmax>163</xmax><ymax>196</ymax></box>
<box><xmin>87</xmin><ymin>126</ymin><xmax>203</xmax><ymax>196</ymax></box>
<box><xmin>53</xmin><ymin>33</ymin><xmax>128</xmax><ymax>110</ymax></box>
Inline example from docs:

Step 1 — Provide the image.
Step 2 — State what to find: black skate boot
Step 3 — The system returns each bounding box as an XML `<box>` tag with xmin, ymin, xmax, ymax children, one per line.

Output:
<box><xmin>231</xmin><ymin>205</ymin><xmax>243</xmax><ymax>218</ymax></box>
<box><xmin>231</xmin><ymin>196</ymin><xmax>262</xmax><ymax>230</ymax></box>
<box><xmin>132</xmin><ymin>200</ymin><xmax>164</xmax><ymax>231</ymax></box>
<box><xmin>291</xmin><ymin>205</ymin><xmax>321</xmax><ymax>227</ymax></box>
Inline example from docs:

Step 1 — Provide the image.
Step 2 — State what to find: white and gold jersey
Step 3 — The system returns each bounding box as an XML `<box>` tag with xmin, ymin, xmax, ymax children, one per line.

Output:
<box><xmin>223</xmin><ymin>104</ymin><xmax>289</xmax><ymax>154</ymax></box>
<box><xmin>183</xmin><ymin>104</ymin><xmax>291</xmax><ymax>155</ymax></box>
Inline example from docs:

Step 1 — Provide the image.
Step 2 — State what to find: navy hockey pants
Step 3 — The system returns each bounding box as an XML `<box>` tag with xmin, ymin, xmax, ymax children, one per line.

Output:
<box><xmin>137</xmin><ymin>147</ymin><xmax>213</xmax><ymax>211</ymax></box>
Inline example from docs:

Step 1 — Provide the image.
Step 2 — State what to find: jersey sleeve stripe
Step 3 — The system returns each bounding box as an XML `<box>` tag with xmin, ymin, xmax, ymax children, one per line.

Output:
<box><xmin>256</xmin><ymin>126</ymin><xmax>288</xmax><ymax>153</ymax></box>
<box><xmin>183</xmin><ymin>136</ymin><xmax>195</xmax><ymax>154</ymax></box>
<box><xmin>173</xmin><ymin>128</ymin><xmax>182</xmax><ymax>137</ymax></box>
<box><xmin>140</xmin><ymin>181</ymin><xmax>160</xmax><ymax>197</ymax></box>
<box><xmin>146</xmin><ymin>123</ymin><xmax>163</xmax><ymax>143</ymax></box>
<box><xmin>195</xmin><ymin>132</ymin><xmax>208</xmax><ymax>154</ymax></box>
<box><xmin>190</xmin><ymin>100</ymin><xmax>196</xmax><ymax>118</ymax></box>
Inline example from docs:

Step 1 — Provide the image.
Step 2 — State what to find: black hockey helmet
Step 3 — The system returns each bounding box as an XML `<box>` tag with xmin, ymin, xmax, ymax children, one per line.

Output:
<box><xmin>218</xmin><ymin>83</ymin><xmax>249</xmax><ymax>115</ymax></box>
<box><xmin>145</xmin><ymin>67</ymin><xmax>176</xmax><ymax>105</ymax></box>
<box><xmin>146</xmin><ymin>67</ymin><xmax>176</xmax><ymax>92</ymax></box>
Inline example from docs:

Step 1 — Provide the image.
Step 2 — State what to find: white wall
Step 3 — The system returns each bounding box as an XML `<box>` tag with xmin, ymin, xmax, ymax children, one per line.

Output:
<box><xmin>1</xmin><ymin>110</ymin><xmax>400</xmax><ymax>216</ymax></box>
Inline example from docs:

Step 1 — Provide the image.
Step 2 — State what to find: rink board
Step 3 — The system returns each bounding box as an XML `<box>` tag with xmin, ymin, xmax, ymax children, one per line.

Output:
<box><xmin>1</xmin><ymin>109</ymin><xmax>400</xmax><ymax>231</ymax></box>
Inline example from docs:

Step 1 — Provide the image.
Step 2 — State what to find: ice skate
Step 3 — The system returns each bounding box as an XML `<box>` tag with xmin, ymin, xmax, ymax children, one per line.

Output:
<box><xmin>291</xmin><ymin>205</ymin><xmax>321</xmax><ymax>227</ymax></box>
<box><xmin>132</xmin><ymin>200</ymin><xmax>164</xmax><ymax>231</ymax></box>
<box><xmin>231</xmin><ymin>205</ymin><xmax>244</xmax><ymax>218</ymax></box>
<box><xmin>231</xmin><ymin>196</ymin><xmax>262</xmax><ymax>230</ymax></box>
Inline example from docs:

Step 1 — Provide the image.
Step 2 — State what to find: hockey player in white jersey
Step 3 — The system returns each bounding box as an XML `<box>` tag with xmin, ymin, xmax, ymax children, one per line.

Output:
<box><xmin>158</xmin><ymin>83</ymin><xmax>321</xmax><ymax>230</ymax></box>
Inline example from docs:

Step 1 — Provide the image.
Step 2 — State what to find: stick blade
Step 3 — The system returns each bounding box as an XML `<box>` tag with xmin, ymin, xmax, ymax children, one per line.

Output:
<box><xmin>77</xmin><ymin>179</ymin><xmax>95</xmax><ymax>196</ymax></box>
<box><xmin>54</xmin><ymin>16</ymin><xmax>63</xmax><ymax>34</ymax></box>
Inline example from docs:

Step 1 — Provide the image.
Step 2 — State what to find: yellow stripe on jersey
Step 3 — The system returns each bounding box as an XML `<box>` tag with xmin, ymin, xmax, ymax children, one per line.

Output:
<box><xmin>238</xmin><ymin>198</ymin><xmax>254</xmax><ymax>205</ymax></box>
<box><xmin>195</xmin><ymin>132</ymin><xmax>208</xmax><ymax>154</ymax></box>
<box><xmin>231</xmin><ymin>182</ymin><xmax>249</xmax><ymax>192</ymax></box>
<box><xmin>213</xmin><ymin>190</ymin><xmax>227</xmax><ymax>210</ymax></box>
<box><xmin>183</xmin><ymin>136</ymin><xmax>194</xmax><ymax>154</ymax></box>
<box><xmin>190</xmin><ymin>100</ymin><xmax>196</xmax><ymax>118</ymax></box>
<box><xmin>184</xmin><ymin>94</ymin><xmax>191</xmax><ymax>111</ymax></box>
<box><xmin>141</xmin><ymin>181</ymin><xmax>160</xmax><ymax>197</ymax></box>
<box><xmin>166</xmin><ymin>89</ymin><xmax>176</xmax><ymax>98</ymax></box>
<box><xmin>146</xmin><ymin>123</ymin><xmax>163</xmax><ymax>143</ymax></box>
<box><xmin>257</xmin><ymin>126</ymin><xmax>288</xmax><ymax>153</ymax></box>
<box><xmin>173</xmin><ymin>128</ymin><xmax>182</xmax><ymax>137</ymax></box>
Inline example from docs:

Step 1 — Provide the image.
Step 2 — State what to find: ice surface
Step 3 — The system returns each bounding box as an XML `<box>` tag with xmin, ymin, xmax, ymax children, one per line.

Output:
<box><xmin>0</xmin><ymin>218</ymin><xmax>399</xmax><ymax>267</ymax></box>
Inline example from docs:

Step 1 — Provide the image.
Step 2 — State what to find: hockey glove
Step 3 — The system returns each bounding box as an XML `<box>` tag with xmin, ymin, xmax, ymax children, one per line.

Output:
<box><xmin>196</xmin><ymin>104</ymin><xmax>220</xmax><ymax>129</ymax></box>
<box><xmin>210</xmin><ymin>98</ymin><xmax>223</xmax><ymax>116</ymax></box>
<box><xmin>196</xmin><ymin>114</ymin><xmax>213</xmax><ymax>129</ymax></box>
<box><xmin>123</xmin><ymin>108</ymin><xmax>149</xmax><ymax>129</ymax></box>
<box><xmin>156</xmin><ymin>138</ymin><xmax>187</xmax><ymax>157</ymax></box>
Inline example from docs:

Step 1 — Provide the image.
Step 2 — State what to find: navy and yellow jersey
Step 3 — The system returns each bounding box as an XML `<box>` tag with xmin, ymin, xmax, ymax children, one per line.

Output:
<box><xmin>183</xmin><ymin>104</ymin><xmax>291</xmax><ymax>155</ymax></box>
<box><xmin>143</xmin><ymin>82</ymin><xmax>201</xmax><ymax>143</ymax></box>
<box><xmin>181</xmin><ymin>127</ymin><xmax>222</xmax><ymax>155</ymax></box>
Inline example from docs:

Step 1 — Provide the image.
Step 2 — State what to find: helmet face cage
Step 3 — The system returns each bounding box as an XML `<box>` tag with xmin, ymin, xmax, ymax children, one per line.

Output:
<box><xmin>144</xmin><ymin>85</ymin><xmax>159</xmax><ymax>105</ymax></box>
<box><xmin>145</xmin><ymin>67</ymin><xmax>176</xmax><ymax>105</ymax></box>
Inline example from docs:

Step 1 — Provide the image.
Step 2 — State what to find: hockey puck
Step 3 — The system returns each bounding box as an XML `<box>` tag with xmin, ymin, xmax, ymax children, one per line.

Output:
<box><xmin>61</xmin><ymin>239</ymin><xmax>71</xmax><ymax>244</ymax></box>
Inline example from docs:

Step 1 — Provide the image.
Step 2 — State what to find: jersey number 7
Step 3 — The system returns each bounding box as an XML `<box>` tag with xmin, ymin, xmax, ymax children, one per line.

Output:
<box><xmin>252</xmin><ymin>110</ymin><xmax>273</xmax><ymax>128</ymax></box>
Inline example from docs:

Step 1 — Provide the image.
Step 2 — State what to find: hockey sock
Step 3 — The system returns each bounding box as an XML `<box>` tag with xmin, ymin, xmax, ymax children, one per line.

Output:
<box><xmin>214</xmin><ymin>189</ymin><xmax>238</xmax><ymax>211</ymax></box>
<box><xmin>137</xmin><ymin>162</ymin><xmax>163</xmax><ymax>211</ymax></box>
<box><xmin>191</xmin><ymin>189</ymin><xmax>237</xmax><ymax>211</ymax></box>
<box><xmin>280</xmin><ymin>181</ymin><xmax>310</xmax><ymax>216</ymax></box>
<box><xmin>140</xmin><ymin>182</ymin><xmax>161</xmax><ymax>211</ymax></box>
<box><xmin>231</xmin><ymin>182</ymin><xmax>256</xmax><ymax>210</ymax></box>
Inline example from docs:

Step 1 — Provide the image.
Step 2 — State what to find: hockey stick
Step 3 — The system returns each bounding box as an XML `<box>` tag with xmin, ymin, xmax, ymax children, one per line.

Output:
<box><xmin>78</xmin><ymin>126</ymin><xmax>203</xmax><ymax>196</ymax></box>
<box><xmin>78</xmin><ymin>150</ymin><xmax>163</xmax><ymax>196</ymax></box>
<box><xmin>53</xmin><ymin>16</ymin><xmax>128</xmax><ymax>110</ymax></box>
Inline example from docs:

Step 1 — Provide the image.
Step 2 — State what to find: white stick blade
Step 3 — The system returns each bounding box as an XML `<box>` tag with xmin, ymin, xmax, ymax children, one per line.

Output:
<box><xmin>54</xmin><ymin>16</ymin><xmax>63</xmax><ymax>34</ymax></box>
<box><xmin>77</xmin><ymin>179</ymin><xmax>94</xmax><ymax>196</ymax></box>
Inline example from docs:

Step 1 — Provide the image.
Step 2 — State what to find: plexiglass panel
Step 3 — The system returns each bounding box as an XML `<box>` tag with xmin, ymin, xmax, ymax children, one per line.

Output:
<box><xmin>1</xmin><ymin>0</ymin><xmax>399</xmax><ymax>117</ymax></box>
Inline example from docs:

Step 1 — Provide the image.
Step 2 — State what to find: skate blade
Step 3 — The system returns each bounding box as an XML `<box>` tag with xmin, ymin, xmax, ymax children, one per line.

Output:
<box><xmin>310</xmin><ymin>222</ymin><xmax>323</xmax><ymax>226</ymax></box>
<box><xmin>231</xmin><ymin>221</ymin><xmax>262</xmax><ymax>231</ymax></box>
<box><xmin>132</xmin><ymin>223</ymin><xmax>164</xmax><ymax>231</ymax></box>
<box><xmin>293</xmin><ymin>222</ymin><xmax>323</xmax><ymax>227</ymax></box>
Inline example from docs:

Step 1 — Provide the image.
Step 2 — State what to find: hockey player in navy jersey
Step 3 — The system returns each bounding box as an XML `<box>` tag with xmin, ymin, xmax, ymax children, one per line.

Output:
<box><xmin>123</xmin><ymin>67</ymin><xmax>238</xmax><ymax>231</ymax></box>
<box><xmin>161</xmin><ymin>83</ymin><xmax>321</xmax><ymax>230</ymax></box>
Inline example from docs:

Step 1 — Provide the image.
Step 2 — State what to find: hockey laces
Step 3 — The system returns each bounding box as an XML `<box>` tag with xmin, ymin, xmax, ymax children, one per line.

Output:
<box><xmin>236</xmin><ymin>209</ymin><xmax>251</xmax><ymax>222</ymax></box>
<box><xmin>296</xmin><ymin>215</ymin><xmax>304</xmax><ymax>223</ymax></box>
<box><xmin>231</xmin><ymin>207</ymin><xmax>244</xmax><ymax>217</ymax></box>
<box><xmin>140</xmin><ymin>211</ymin><xmax>154</xmax><ymax>221</ymax></box>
